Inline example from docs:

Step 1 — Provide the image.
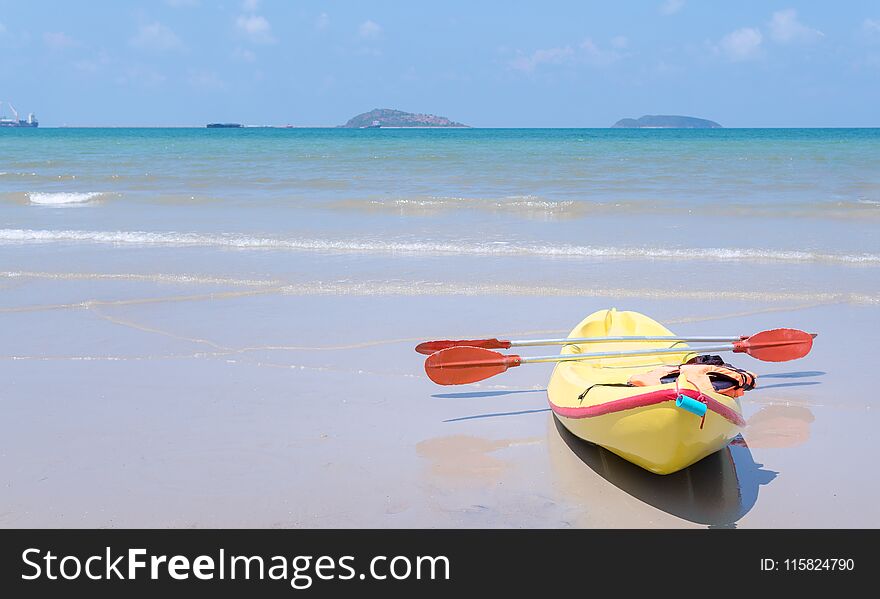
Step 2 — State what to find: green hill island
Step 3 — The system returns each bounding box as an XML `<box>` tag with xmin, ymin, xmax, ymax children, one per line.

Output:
<box><xmin>342</xmin><ymin>108</ymin><xmax>468</xmax><ymax>128</ymax></box>
<box><xmin>612</xmin><ymin>115</ymin><xmax>722</xmax><ymax>128</ymax></box>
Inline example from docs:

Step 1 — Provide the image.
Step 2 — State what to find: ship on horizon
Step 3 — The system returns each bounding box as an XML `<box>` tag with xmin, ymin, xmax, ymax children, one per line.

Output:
<box><xmin>0</xmin><ymin>101</ymin><xmax>38</xmax><ymax>128</ymax></box>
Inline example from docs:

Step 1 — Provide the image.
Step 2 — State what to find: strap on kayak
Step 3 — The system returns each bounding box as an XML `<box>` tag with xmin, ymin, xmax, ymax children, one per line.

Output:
<box><xmin>674</xmin><ymin>375</ymin><xmax>708</xmax><ymax>429</ymax></box>
<box><xmin>577</xmin><ymin>382</ymin><xmax>634</xmax><ymax>403</ymax></box>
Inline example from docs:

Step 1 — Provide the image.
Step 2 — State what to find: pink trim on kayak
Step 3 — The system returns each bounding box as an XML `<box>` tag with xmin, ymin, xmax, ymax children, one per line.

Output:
<box><xmin>549</xmin><ymin>388</ymin><xmax>746</xmax><ymax>427</ymax></box>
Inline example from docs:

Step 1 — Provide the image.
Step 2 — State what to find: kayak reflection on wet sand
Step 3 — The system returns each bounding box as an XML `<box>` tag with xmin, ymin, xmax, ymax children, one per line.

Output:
<box><xmin>550</xmin><ymin>417</ymin><xmax>778</xmax><ymax>528</ymax></box>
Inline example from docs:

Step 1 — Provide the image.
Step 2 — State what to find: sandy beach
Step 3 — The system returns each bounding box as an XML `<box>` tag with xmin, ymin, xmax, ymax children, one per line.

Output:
<box><xmin>2</xmin><ymin>268</ymin><xmax>876</xmax><ymax>528</ymax></box>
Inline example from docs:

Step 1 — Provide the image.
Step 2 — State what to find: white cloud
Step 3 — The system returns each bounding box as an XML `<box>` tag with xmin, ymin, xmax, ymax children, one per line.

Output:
<box><xmin>315</xmin><ymin>12</ymin><xmax>330</xmax><ymax>31</ymax></box>
<box><xmin>653</xmin><ymin>60</ymin><xmax>683</xmax><ymax>77</ymax></box>
<box><xmin>510</xmin><ymin>37</ymin><xmax>625</xmax><ymax>72</ymax></box>
<box><xmin>242</xmin><ymin>0</ymin><xmax>260</xmax><ymax>11</ymax></box>
<box><xmin>0</xmin><ymin>22</ymin><xmax>7</xmax><ymax>35</ymax></box>
<box><xmin>769</xmin><ymin>9</ymin><xmax>823</xmax><ymax>44</ymax></box>
<box><xmin>130</xmin><ymin>22</ymin><xmax>183</xmax><ymax>51</ymax></box>
<box><xmin>580</xmin><ymin>38</ymin><xmax>624</xmax><ymax>66</ymax></box>
<box><xmin>74</xmin><ymin>51</ymin><xmax>111</xmax><ymax>73</ymax></box>
<box><xmin>116</xmin><ymin>66</ymin><xmax>166</xmax><ymax>88</ymax></box>
<box><xmin>236</xmin><ymin>14</ymin><xmax>275</xmax><ymax>43</ymax></box>
<box><xmin>510</xmin><ymin>46</ymin><xmax>574</xmax><ymax>72</ymax></box>
<box><xmin>74</xmin><ymin>60</ymin><xmax>98</xmax><ymax>73</ymax></box>
<box><xmin>863</xmin><ymin>18</ymin><xmax>880</xmax><ymax>36</ymax></box>
<box><xmin>188</xmin><ymin>70</ymin><xmax>226</xmax><ymax>90</ymax></box>
<box><xmin>719</xmin><ymin>27</ymin><xmax>763</xmax><ymax>61</ymax></box>
<box><xmin>43</xmin><ymin>31</ymin><xmax>78</xmax><ymax>49</ymax></box>
<box><xmin>232</xmin><ymin>46</ymin><xmax>256</xmax><ymax>62</ymax></box>
<box><xmin>660</xmin><ymin>0</ymin><xmax>685</xmax><ymax>15</ymax></box>
<box><xmin>165</xmin><ymin>0</ymin><xmax>199</xmax><ymax>7</ymax></box>
<box><xmin>358</xmin><ymin>20</ymin><xmax>382</xmax><ymax>40</ymax></box>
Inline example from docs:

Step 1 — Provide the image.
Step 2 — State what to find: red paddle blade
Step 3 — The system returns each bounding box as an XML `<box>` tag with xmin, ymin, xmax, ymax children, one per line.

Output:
<box><xmin>416</xmin><ymin>338</ymin><xmax>509</xmax><ymax>355</ymax></box>
<box><xmin>424</xmin><ymin>346</ymin><xmax>521</xmax><ymax>385</ymax></box>
<box><xmin>734</xmin><ymin>328</ymin><xmax>814</xmax><ymax>362</ymax></box>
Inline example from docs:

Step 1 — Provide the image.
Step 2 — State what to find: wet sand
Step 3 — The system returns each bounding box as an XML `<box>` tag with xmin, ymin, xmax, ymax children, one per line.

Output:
<box><xmin>2</xmin><ymin>273</ymin><xmax>877</xmax><ymax>528</ymax></box>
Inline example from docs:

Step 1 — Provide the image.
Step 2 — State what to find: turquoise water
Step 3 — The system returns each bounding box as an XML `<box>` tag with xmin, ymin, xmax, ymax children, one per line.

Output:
<box><xmin>2</xmin><ymin>128</ymin><xmax>879</xmax><ymax>300</ymax></box>
<box><xmin>3</xmin><ymin>128</ymin><xmax>879</xmax><ymax>207</ymax></box>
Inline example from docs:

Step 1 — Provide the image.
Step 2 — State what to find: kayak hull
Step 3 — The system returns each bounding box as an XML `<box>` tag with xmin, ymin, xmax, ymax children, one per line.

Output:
<box><xmin>547</xmin><ymin>309</ymin><xmax>745</xmax><ymax>475</ymax></box>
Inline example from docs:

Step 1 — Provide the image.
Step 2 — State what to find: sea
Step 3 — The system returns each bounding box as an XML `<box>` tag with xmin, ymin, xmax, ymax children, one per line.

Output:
<box><xmin>1</xmin><ymin>127</ymin><xmax>879</xmax><ymax>304</ymax></box>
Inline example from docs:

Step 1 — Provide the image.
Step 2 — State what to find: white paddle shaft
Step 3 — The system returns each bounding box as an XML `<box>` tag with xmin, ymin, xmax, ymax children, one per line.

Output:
<box><xmin>518</xmin><ymin>343</ymin><xmax>736</xmax><ymax>364</ymax></box>
<box><xmin>510</xmin><ymin>335</ymin><xmax>740</xmax><ymax>347</ymax></box>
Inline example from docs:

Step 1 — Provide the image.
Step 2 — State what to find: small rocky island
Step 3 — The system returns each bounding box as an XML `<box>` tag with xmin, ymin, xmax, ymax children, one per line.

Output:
<box><xmin>342</xmin><ymin>108</ymin><xmax>468</xmax><ymax>128</ymax></box>
<box><xmin>612</xmin><ymin>115</ymin><xmax>722</xmax><ymax>129</ymax></box>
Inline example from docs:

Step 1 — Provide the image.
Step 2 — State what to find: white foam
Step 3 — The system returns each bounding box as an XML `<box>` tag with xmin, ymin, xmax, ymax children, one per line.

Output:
<box><xmin>0</xmin><ymin>270</ymin><xmax>278</xmax><ymax>287</ymax></box>
<box><xmin>27</xmin><ymin>192</ymin><xmax>104</xmax><ymax>206</ymax></box>
<box><xmin>332</xmin><ymin>195</ymin><xmax>880</xmax><ymax>221</ymax></box>
<box><xmin>2</xmin><ymin>269</ymin><xmax>877</xmax><ymax>304</ymax></box>
<box><xmin>1</xmin><ymin>228</ymin><xmax>878</xmax><ymax>265</ymax></box>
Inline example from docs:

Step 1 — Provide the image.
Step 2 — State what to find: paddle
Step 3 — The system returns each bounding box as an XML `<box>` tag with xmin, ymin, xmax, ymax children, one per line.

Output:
<box><xmin>424</xmin><ymin>328</ymin><xmax>814</xmax><ymax>385</ymax></box>
<box><xmin>415</xmin><ymin>330</ymin><xmax>816</xmax><ymax>355</ymax></box>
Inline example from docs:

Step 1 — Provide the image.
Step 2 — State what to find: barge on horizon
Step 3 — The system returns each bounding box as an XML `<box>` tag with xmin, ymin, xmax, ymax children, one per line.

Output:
<box><xmin>0</xmin><ymin>101</ymin><xmax>38</xmax><ymax>127</ymax></box>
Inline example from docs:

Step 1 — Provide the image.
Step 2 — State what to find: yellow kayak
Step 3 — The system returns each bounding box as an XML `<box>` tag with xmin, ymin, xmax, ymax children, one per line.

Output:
<box><xmin>547</xmin><ymin>309</ymin><xmax>745</xmax><ymax>475</ymax></box>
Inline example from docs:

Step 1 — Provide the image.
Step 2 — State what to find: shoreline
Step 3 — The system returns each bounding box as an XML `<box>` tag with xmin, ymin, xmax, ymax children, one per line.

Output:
<box><xmin>1</xmin><ymin>267</ymin><xmax>875</xmax><ymax>527</ymax></box>
<box><xmin>26</xmin><ymin>125</ymin><xmax>880</xmax><ymax>129</ymax></box>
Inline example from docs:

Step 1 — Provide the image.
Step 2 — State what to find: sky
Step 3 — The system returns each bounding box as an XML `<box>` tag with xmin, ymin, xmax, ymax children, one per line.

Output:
<box><xmin>0</xmin><ymin>0</ymin><xmax>879</xmax><ymax>127</ymax></box>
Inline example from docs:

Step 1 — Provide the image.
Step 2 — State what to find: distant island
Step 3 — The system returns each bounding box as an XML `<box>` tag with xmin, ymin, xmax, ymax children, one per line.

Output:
<box><xmin>342</xmin><ymin>108</ymin><xmax>468</xmax><ymax>128</ymax></box>
<box><xmin>612</xmin><ymin>115</ymin><xmax>722</xmax><ymax>129</ymax></box>
<box><xmin>206</xmin><ymin>123</ymin><xmax>242</xmax><ymax>128</ymax></box>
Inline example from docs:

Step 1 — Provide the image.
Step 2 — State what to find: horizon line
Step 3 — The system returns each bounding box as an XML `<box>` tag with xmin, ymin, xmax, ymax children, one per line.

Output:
<box><xmin>17</xmin><ymin>124</ymin><xmax>880</xmax><ymax>130</ymax></box>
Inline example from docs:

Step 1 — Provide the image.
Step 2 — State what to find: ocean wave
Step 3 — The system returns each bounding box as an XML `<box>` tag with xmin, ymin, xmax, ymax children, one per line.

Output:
<box><xmin>0</xmin><ymin>270</ymin><xmax>279</xmax><ymax>287</ymax></box>
<box><xmin>2</xmin><ymin>269</ymin><xmax>878</xmax><ymax>305</ymax></box>
<box><xmin>327</xmin><ymin>195</ymin><xmax>880</xmax><ymax>221</ymax></box>
<box><xmin>1</xmin><ymin>228</ymin><xmax>879</xmax><ymax>265</ymax></box>
<box><xmin>329</xmin><ymin>195</ymin><xmax>653</xmax><ymax>219</ymax></box>
<box><xmin>27</xmin><ymin>192</ymin><xmax>106</xmax><ymax>205</ymax></box>
<box><xmin>0</xmin><ymin>172</ymin><xmax>37</xmax><ymax>181</ymax></box>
